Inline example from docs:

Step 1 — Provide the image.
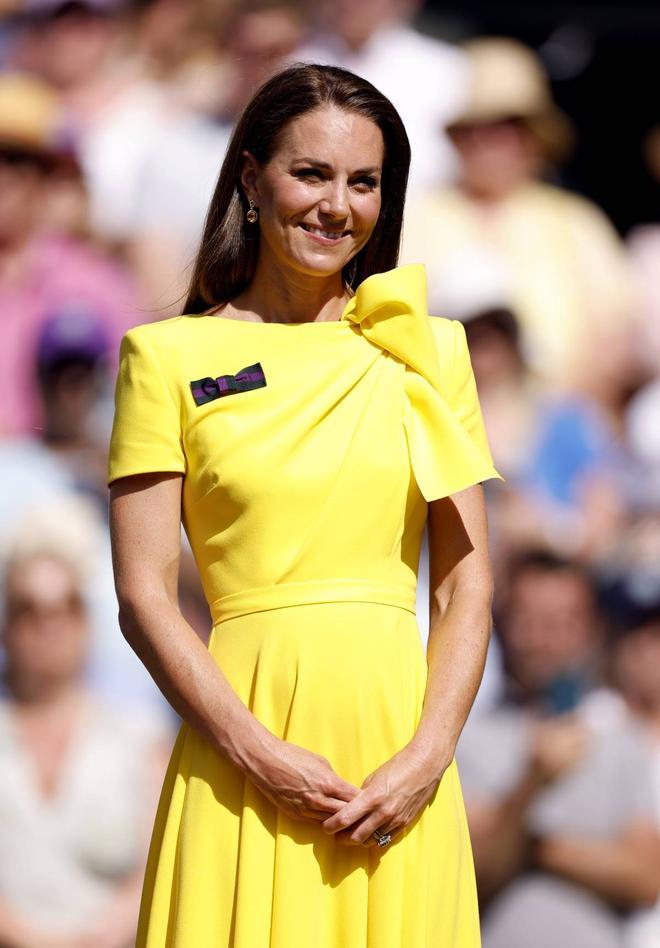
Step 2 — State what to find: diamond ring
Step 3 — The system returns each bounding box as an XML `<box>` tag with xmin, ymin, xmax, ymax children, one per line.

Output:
<box><xmin>372</xmin><ymin>829</ymin><xmax>392</xmax><ymax>847</ymax></box>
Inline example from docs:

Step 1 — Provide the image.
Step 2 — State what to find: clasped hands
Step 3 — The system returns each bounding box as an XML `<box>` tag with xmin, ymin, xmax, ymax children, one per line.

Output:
<box><xmin>250</xmin><ymin>736</ymin><xmax>447</xmax><ymax>848</ymax></box>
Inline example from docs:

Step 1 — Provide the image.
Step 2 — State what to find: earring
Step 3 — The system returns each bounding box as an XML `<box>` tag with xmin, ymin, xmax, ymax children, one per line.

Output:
<box><xmin>246</xmin><ymin>198</ymin><xmax>258</xmax><ymax>224</ymax></box>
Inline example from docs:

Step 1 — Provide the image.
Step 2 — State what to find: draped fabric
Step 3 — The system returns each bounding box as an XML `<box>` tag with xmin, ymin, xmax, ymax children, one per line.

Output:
<box><xmin>343</xmin><ymin>264</ymin><xmax>501</xmax><ymax>501</ymax></box>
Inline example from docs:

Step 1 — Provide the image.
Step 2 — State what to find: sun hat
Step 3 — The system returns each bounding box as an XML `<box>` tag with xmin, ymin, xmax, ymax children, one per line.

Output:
<box><xmin>0</xmin><ymin>72</ymin><xmax>78</xmax><ymax>170</ymax></box>
<box><xmin>447</xmin><ymin>37</ymin><xmax>575</xmax><ymax>163</ymax></box>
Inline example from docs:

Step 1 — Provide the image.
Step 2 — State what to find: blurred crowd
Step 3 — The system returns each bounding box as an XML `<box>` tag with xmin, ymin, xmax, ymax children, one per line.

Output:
<box><xmin>0</xmin><ymin>0</ymin><xmax>659</xmax><ymax>944</ymax></box>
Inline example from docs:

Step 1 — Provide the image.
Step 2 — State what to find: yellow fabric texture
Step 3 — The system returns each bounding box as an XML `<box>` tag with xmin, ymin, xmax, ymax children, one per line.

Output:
<box><xmin>108</xmin><ymin>264</ymin><xmax>501</xmax><ymax>947</ymax></box>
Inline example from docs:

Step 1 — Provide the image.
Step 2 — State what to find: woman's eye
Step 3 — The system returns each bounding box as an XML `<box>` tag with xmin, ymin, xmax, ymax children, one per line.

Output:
<box><xmin>294</xmin><ymin>168</ymin><xmax>324</xmax><ymax>180</ymax></box>
<box><xmin>352</xmin><ymin>176</ymin><xmax>378</xmax><ymax>191</ymax></box>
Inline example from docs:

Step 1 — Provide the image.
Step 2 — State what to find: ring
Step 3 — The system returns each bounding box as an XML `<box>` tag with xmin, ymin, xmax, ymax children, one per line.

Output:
<box><xmin>372</xmin><ymin>829</ymin><xmax>392</xmax><ymax>847</ymax></box>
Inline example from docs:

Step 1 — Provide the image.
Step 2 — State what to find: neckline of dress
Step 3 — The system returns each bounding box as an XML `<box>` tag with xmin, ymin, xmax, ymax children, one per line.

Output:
<box><xmin>188</xmin><ymin>292</ymin><xmax>356</xmax><ymax>327</ymax></box>
<box><xmin>193</xmin><ymin>314</ymin><xmax>349</xmax><ymax>327</ymax></box>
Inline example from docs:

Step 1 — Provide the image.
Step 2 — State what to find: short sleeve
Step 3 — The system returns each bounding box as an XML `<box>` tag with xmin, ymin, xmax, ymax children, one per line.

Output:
<box><xmin>434</xmin><ymin>318</ymin><xmax>498</xmax><ymax>471</ymax></box>
<box><xmin>107</xmin><ymin>327</ymin><xmax>186</xmax><ymax>487</ymax></box>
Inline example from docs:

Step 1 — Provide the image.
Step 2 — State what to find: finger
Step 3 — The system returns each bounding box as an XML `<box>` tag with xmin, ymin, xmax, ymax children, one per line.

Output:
<box><xmin>301</xmin><ymin>796</ymin><xmax>358</xmax><ymax>820</ymax></box>
<box><xmin>331</xmin><ymin>777</ymin><xmax>361</xmax><ymax>800</ymax></box>
<box><xmin>337</xmin><ymin>818</ymin><xmax>400</xmax><ymax>848</ymax></box>
<box><xmin>344</xmin><ymin>811</ymin><xmax>399</xmax><ymax>847</ymax></box>
<box><xmin>321</xmin><ymin>791</ymin><xmax>375</xmax><ymax>835</ymax></box>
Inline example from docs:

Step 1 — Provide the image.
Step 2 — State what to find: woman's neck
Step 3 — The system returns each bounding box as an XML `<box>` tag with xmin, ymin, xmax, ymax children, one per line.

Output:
<box><xmin>8</xmin><ymin>675</ymin><xmax>83</xmax><ymax>712</ymax></box>
<box><xmin>231</xmin><ymin>256</ymin><xmax>351</xmax><ymax>325</ymax></box>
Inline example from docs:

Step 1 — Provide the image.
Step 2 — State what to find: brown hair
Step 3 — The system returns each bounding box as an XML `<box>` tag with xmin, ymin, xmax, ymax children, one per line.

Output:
<box><xmin>183</xmin><ymin>62</ymin><xmax>411</xmax><ymax>314</ymax></box>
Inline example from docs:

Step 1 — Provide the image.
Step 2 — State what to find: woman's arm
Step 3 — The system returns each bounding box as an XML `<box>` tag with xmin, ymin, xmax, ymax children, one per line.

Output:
<box><xmin>322</xmin><ymin>483</ymin><xmax>493</xmax><ymax>845</ymax></box>
<box><xmin>409</xmin><ymin>483</ymin><xmax>494</xmax><ymax>769</ymax></box>
<box><xmin>109</xmin><ymin>471</ymin><xmax>358</xmax><ymax>824</ymax></box>
<box><xmin>533</xmin><ymin>822</ymin><xmax>660</xmax><ymax>908</ymax></box>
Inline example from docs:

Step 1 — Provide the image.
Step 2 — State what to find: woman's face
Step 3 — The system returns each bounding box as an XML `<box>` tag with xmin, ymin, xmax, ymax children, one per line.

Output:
<box><xmin>2</xmin><ymin>554</ymin><xmax>88</xmax><ymax>697</ymax></box>
<box><xmin>242</xmin><ymin>105</ymin><xmax>384</xmax><ymax>282</ymax></box>
<box><xmin>451</xmin><ymin>119</ymin><xmax>541</xmax><ymax>200</ymax></box>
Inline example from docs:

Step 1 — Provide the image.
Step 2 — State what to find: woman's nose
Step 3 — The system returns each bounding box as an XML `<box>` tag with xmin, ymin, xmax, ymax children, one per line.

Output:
<box><xmin>318</xmin><ymin>181</ymin><xmax>349</xmax><ymax>218</ymax></box>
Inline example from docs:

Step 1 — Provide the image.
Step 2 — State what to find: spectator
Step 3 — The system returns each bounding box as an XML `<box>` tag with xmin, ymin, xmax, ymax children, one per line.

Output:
<box><xmin>129</xmin><ymin>0</ymin><xmax>305</xmax><ymax>314</ymax></box>
<box><xmin>121</xmin><ymin>0</ymin><xmax>232</xmax><ymax>114</ymax></box>
<box><xmin>401</xmin><ymin>37</ymin><xmax>635</xmax><ymax>391</ymax></box>
<box><xmin>437</xmin><ymin>254</ymin><xmax>628</xmax><ymax>565</ymax></box>
<box><xmin>11</xmin><ymin>0</ymin><xmax>178</xmax><ymax>246</ymax></box>
<box><xmin>0</xmin><ymin>71</ymin><xmax>141</xmax><ymax>436</ymax></box>
<box><xmin>0</xmin><ymin>306</ymin><xmax>185</xmax><ymax>716</ymax></box>
<box><xmin>0</xmin><ymin>492</ymin><xmax>174</xmax><ymax>731</ymax></box>
<box><xmin>456</xmin><ymin>550</ymin><xmax>659</xmax><ymax>948</ymax></box>
<box><xmin>32</xmin><ymin>306</ymin><xmax>115</xmax><ymax>503</ymax></box>
<box><xmin>294</xmin><ymin>0</ymin><xmax>469</xmax><ymax>193</ymax></box>
<box><xmin>624</xmin><ymin>379</ymin><xmax>660</xmax><ymax>510</ymax></box>
<box><xmin>610</xmin><ymin>611</ymin><xmax>660</xmax><ymax>948</ymax></box>
<box><xmin>0</xmin><ymin>528</ymin><xmax>169</xmax><ymax>946</ymax></box>
<box><xmin>627</xmin><ymin>125</ymin><xmax>660</xmax><ymax>372</ymax></box>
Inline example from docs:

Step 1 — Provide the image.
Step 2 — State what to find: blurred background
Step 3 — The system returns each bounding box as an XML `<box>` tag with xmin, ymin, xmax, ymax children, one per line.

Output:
<box><xmin>0</xmin><ymin>0</ymin><xmax>659</xmax><ymax>945</ymax></box>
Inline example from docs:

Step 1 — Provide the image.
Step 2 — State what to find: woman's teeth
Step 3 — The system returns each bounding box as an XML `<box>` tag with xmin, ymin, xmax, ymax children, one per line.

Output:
<box><xmin>300</xmin><ymin>224</ymin><xmax>347</xmax><ymax>240</ymax></box>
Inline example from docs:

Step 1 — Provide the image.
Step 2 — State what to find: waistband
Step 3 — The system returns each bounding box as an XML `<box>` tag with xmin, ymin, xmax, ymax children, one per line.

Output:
<box><xmin>210</xmin><ymin>577</ymin><xmax>417</xmax><ymax>625</ymax></box>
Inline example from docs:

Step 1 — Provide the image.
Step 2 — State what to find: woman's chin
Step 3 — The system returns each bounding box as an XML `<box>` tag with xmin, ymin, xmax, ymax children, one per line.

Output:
<box><xmin>287</xmin><ymin>252</ymin><xmax>355</xmax><ymax>280</ymax></box>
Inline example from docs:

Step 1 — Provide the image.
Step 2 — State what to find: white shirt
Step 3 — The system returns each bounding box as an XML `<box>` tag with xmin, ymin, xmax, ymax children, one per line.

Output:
<box><xmin>0</xmin><ymin>698</ymin><xmax>167</xmax><ymax>934</ymax></box>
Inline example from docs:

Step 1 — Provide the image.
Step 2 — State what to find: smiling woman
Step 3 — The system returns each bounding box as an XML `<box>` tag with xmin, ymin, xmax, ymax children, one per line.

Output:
<box><xmin>107</xmin><ymin>63</ymin><xmax>500</xmax><ymax>947</ymax></box>
<box><xmin>232</xmin><ymin>106</ymin><xmax>384</xmax><ymax>314</ymax></box>
<box><xmin>183</xmin><ymin>63</ymin><xmax>410</xmax><ymax>321</ymax></box>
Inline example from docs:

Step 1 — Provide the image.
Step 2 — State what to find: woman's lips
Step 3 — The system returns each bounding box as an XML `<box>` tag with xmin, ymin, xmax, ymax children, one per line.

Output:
<box><xmin>299</xmin><ymin>222</ymin><xmax>350</xmax><ymax>245</ymax></box>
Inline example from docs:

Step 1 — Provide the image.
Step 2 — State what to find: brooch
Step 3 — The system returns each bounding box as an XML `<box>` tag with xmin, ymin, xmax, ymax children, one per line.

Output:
<box><xmin>190</xmin><ymin>362</ymin><xmax>267</xmax><ymax>406</ymax></box>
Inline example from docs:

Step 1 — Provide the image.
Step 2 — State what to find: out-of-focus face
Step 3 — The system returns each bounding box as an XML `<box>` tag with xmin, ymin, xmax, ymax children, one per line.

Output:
<box><xmin>613</xmin><ymin>622</ymin><xmax>660</xmax><ymax>711</ymax></box>
<box><xmin>465</xmin><ymin>319</ymin><xmax>522</xmax><ymax>390</ymax></box>
<box><xmin>318</xmin><ymin>0</ymin><xmax>414</xmax><ymax>50</ymax></box>
<box><xmin>3</xmin><ymin>554</ymin><xmax>88</xmax><ymax>698</ymax></box>
<box><xmin>39</xmin><ymin>360</ymin><xmax>101</xmax><ymax>442</ymax></box>
<box><xmin>500</xmin><ymin>567</ymin><xmax>598</xmax><ymax>691</ymax></box>
<box><xmin>232</xmin><ymin>8</ymin><xmax>304</xmax><ymax>100</ymax></box>
<box><xmin>243</xmin><ymin>105</ymin><xmax>384</xmax><ymax>283</ymax></box>
<box><xmin>34</xmin><ymin>9</ymin><xmax>116</xmax><ymax>90</ymax></box>
<box><xmin>450</xmin><ymin>119</ymin><xmax>541</xmax><ymax>200</ymax></box>
<box><xmin>0</xmin><ymin>151</ymin><xmax>45</xmax><ymax>242</ymax></box>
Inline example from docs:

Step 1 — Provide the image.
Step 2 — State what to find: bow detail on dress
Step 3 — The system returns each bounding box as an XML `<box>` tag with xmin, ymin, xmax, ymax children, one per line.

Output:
<box><xmin>342</xmin><ymin>264</ymin><xmax>502</xmax><ymax>501</ymax></box>
<box><xmin>190</xmin><ymin>363</ymin><xmax>266</xmax><ymax>406</ymax></box>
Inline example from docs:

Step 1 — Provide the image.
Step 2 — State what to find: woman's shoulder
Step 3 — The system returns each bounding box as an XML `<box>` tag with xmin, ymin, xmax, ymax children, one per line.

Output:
<box><xmin>122</xmin><ymin>313</ymin><xmax>192</xmax><ymax>345</ymax></box>
<box><xmin>119</xmin><ymin>313</ymin><xmax>213</xmax><ymax>365</ymax></box>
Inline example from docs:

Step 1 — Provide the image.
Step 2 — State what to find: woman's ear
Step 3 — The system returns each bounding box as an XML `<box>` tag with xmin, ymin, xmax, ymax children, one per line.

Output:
<box><xmin>240</xmin><ymin>150</ymin><xmax>260</xmax><ymax>205</ymax></box>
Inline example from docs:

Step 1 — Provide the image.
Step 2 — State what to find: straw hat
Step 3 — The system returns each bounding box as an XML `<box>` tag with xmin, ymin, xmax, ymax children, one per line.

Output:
<box><xmin>0</xmin><ymin>72</ymin><xmax>77</xmax><ymax>170</ymax></box>
<box><xmin>448</xmin><ymin>37</ymin><xmax>575</xmax><ymax>163</ymax></box>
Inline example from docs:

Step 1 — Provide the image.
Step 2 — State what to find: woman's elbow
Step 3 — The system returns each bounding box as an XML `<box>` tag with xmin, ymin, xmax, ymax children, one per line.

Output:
<box><xmin>116</xmin><ymin>594</ymin><xmax>142</xmax><ymax>645</ymax></box>
<box><xmin>451</xmin><ymin>571</ymin><xmax>495</xmax><ymax>616</ymax></box>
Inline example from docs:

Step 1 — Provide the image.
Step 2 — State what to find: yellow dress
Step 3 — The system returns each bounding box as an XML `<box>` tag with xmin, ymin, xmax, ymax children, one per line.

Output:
<box><xmin>107</xmin><ymin>264</ymin><xmax>501</xmax><ymax>947</ymax></box>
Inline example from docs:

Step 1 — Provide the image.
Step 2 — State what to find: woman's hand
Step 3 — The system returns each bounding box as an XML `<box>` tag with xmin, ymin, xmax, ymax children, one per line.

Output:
<box><xmin>248</xmin><ymin>736</ymin><xmax>360</xmax><ymax>824</ymax></box>
<box><xmin>321</xmin><ymin>743</ymin><xmax>446</xmax><ymax>847</ymax></box>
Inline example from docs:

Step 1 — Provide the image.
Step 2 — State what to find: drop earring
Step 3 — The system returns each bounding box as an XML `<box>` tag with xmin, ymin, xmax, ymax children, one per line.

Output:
<box><xmin>246</xmin><ymin>198</ymin><xmax>258</xmax><ymax>224</ymax></box>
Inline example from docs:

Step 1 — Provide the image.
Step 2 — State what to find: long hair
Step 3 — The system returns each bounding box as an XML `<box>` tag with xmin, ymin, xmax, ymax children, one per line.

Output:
<box><xmin>183</xmin><ymin>63</ymin><xmax>411</xmax><ymax>314</ymax></box>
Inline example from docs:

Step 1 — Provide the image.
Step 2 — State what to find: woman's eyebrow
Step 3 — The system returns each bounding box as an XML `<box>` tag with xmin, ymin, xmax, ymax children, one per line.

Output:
<box><xmin>291</xmin><ymin>157</ymin><xmax>332</xmax><ymax>169</ymax></box>
<box><xmin>291</xmin><ymin>157</ymin><xmax>382</xmax><ymax>175</ymax></box>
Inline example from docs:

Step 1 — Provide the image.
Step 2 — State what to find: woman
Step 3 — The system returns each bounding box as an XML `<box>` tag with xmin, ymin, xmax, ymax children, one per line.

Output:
<box><xmin>108</xmin><ymin>64</ymin><xmax>501</xmax><ymax>947</ymax></box>
<box><xmin>0</xmin><ymin>521</ymin><xmax>164</xmax><ymax>948</ymax></box>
